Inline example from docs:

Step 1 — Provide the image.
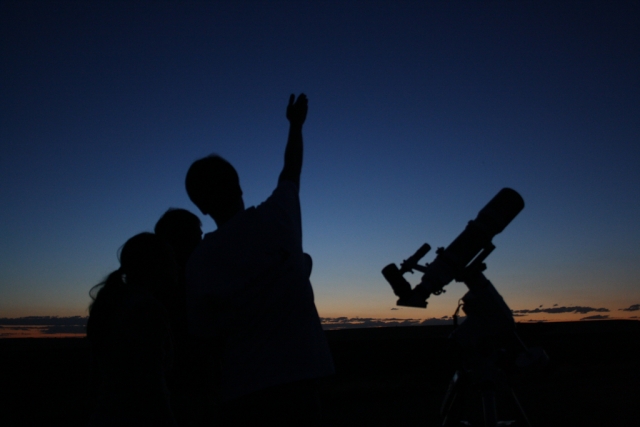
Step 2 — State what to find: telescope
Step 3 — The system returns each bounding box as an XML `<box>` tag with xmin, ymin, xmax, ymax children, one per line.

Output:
<box><xmin>382</xmin><ymin>187</ymin><xmax>524</xmax><ymax>308</ymax></box>
<box><xmin>383</xmin><ymin>188</ymin><xmax>549</xmax><ymax>426</ymax></box>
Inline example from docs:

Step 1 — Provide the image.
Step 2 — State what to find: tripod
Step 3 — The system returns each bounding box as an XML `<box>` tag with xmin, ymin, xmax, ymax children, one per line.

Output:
<box><xmin>440</xmin><ymin>343</ymin><xmax>533</xmax><ymax>427</ymax></box>
<box><xmin>439</xmin><ymin>269</ymin><xmax>544</xmax><ymax>427</ymax></box>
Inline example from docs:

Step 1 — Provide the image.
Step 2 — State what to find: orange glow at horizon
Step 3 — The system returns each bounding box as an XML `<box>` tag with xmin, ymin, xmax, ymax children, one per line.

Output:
<box><xmin>2</xmin><ymin>316</ymin><xmax>639</xmax><ymax>338</ymax></box>
<box><xmin>0</xmin><ymin>326</ymin><xmax>85</xmax><ymax>339</ymax></box>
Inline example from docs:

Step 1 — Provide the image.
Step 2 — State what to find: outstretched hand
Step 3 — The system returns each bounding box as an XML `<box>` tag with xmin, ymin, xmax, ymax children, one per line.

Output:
<box><xmin>286</xmin><ymin>93</ymin><xmax>308</xmax><ymax>127</ymax></box>
<box><xmin>280</xmin><ymin>93</ymin><xmax>306</xmax><ymax>186</ymax></box>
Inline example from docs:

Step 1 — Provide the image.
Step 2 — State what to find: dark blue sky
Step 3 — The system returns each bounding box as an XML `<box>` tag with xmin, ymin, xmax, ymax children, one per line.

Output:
<box><xmin>1</xmin><ymin>1</ymin><xmax>639</xmax><ymax>321</ymax></box>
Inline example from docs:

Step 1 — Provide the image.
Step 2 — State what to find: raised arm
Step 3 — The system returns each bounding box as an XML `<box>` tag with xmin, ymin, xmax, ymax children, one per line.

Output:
<box><xmin>279</xmin><ymin>93</ymin><xmax>308</xmax><ymax>188</ymax></box>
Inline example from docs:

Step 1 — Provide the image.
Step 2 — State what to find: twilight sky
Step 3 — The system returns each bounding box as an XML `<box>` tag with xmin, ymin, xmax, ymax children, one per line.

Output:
<box><xmin>1</xmin><ymin>1</ymin><xmax>639</xmax><ymax>324</ymax></box>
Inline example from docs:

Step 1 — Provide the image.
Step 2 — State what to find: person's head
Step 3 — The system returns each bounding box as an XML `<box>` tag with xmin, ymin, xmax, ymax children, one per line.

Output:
<box><xmin>87</xmin><ymin>233</ymin><xmax>178</xmax><ymax>343</ymax></box>
<box><xmin>89</xmin><ymin>233</ymin><xmax>177</xmax><ymax>312</ymax></box>
<box><xmin>154</xmin><ymin>208</ymin><xmax>203</xmax><ymax>267</ymax></box>
<box><xmin>119</xmin><ymin>232</ymin><xmax>177</xmax><ymax>290</ymax></box>
<box><xmin>185</xmin><ymin>155</ymin><xmax>244</xmax><ymax>225</ymax></box>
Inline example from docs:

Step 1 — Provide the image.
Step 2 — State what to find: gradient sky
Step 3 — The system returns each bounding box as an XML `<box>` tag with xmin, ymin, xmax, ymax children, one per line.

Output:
<box><xmin>2</xmin><ymin>1</ymin><xmax>639</xmax><ymax>324</ymax></box>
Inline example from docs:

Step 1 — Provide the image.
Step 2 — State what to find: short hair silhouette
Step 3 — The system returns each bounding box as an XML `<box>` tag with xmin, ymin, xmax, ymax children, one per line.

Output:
<box><xmin>155</xmin><ymin>208</ymin><xmax>202</xmax><ymax>237</ymax></box>
<box><xmin>155</xmin><ymin>208</ymin><xmax>202</xmax><ymax>264</ymax></box>
<box><xmin>185</xmin><ymin>155</ymin><xmax>242</xmax><ymax>215</ymax></box>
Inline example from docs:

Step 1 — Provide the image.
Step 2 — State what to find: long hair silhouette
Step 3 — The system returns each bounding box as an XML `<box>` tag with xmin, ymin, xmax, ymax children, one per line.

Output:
<box><xmin>87</xmin><ymin>232</ymin><xmax>178</xmax><ymax>427</ymax></box>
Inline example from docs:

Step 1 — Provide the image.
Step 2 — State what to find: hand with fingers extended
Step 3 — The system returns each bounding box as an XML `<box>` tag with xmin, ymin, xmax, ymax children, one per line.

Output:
<box><xmin>286</xmin><ymin>93</ymin><xmax>308</xmax><ymax>127</ymax></box>
<box><xmin>279</xmin><ymin>93</ymin><xmax>307</xmax><ymax>186</ymax></box>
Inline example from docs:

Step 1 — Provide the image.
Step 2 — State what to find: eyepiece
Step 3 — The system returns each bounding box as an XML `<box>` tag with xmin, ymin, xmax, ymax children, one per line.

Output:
<box><xmin>382</xmin><ymin>263</ymin><xmax>412</xmax><ymax>299</ymax></box>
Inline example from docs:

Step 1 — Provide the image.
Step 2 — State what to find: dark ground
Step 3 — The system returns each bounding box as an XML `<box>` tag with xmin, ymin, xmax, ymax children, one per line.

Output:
<box><xmin>1</xmin><ymin>320</ymin><xmax>638</xmax><ymax>426</ymax></box>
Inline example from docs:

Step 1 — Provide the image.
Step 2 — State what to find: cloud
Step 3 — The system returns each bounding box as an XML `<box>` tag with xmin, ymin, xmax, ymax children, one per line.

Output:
<box><xmin>619</xmin><ymin>304</ymin><xmax>640</xmax><ymax>312</ymax></box>
<box><xmin>580</xmin><ymin>315</ymin><xmax>610</xmax><ymax>320</ymax></box>
<box><xmin>41</xmin><ymin>325</ymin><xmax>87</xmax><ymax>335</ymax></box>
<box><xmin>0</xmin><ymin>316</ymin><xmax>88</xmax><ymax>326</ymax></box>
<box><xmin>512</xmin><ymin>306</ymin><xmax>609</xmax><ymax>315</ymax></box>
<box><xmin>0</xmin><ymin>325</ymin><xmax>48</xmax><ymax>338</ymax></box>
<box><xmin>0</xmin><ymin>326</ymin><xmax>33</xmax><ymax>331</ymax></box>
<box><xmin>319</xmin><ymin>317</ymin><xmax>455</xmax><ymax>330</ymax></box>
<box><xmin>420</xmin><ymin>317</ymin><xmax>462</xmax><ymax>326</ymax></box>
<box><xmin>0</xmin><ymin>317</ymin><xmax>89</xmax><ymax>337</ymax></box>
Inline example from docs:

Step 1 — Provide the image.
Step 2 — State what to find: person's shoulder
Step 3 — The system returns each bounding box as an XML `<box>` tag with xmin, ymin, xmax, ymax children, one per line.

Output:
<box><xmin>187</xmin><ymin>210</ymin><xmax>257</xmax><ymax>268</ymax></box>
<box><xmin>201</xmin><ymin>230</ymin><xmax>217</xmax><ymax>243</ymax></box>
<box><xmin>256</xmin><ymin>181</ymin><xmax>299</xmax><ymax>217</ymax></box>
<box><xmin>187</xmin><ymin>231</ymin><xmax>218</xmax><ymax>272</ymax></box>
<box><xmin>276</xmin><ymin>179</ymin><xmax>299</xmax><ymax>194</ymax></box>
<box><xmin>269</xmin><ymin>179</ymin><xmax>300</xmax><ymax>204</ymax></box>
<box><xmin>193</xmin><ymin>229</ymin><xmax>221</xmax><ymax>252</ymax></box>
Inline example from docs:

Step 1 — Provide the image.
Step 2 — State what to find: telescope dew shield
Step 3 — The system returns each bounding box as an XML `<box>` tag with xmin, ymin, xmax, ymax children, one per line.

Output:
<box><xmin>477</xmin><ymin>188</ymin><xmax>525</xmax><ymax>236</ymax></box>
<box><xmin>436</xmin><ymin>188</ymin><xmax>524</xmax><ymax>275</ymax></box>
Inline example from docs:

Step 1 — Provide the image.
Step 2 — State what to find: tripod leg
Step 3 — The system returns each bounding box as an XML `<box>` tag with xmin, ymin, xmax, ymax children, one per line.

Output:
<box><xmin>441</xmin><ymin>372</ymin><xmax>464</xmax><ymax>427</ymax></box>
<box><xmin>440</xmin><ymin>391</ymin><xmax>459</xmax><ymax>427</ymax></box>
<box><xmin>481</xmin><ymin>389</ymin><xmax>498</xmax><ymax>427</ymax></box>
<box><xmin>509</xmin><ymin>389</ymin><xmax>533</xmax><ymax>427</ymax></box>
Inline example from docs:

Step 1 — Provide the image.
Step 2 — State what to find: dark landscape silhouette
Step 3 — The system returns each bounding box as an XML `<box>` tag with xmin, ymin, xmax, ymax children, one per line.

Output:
<box><xmin>1</xmin><ymin>320</ymin><xmax>639</xmax><ymax>426</ymax></box>
<box><xmin>2</xmin><ymin>305</ymin><xmax>639</xmax><ymax>337</ymax></box>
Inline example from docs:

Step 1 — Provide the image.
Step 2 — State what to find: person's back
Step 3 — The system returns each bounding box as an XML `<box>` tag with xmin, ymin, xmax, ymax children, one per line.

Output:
<box><xmin>87</xmin><ymin>233</ymin><xmax>177</xmax><ymax>427</ymax></box>
<box><xmin>89</xmin><ymin>289</ymin><xmax>174</xmax><ymax>426</ymax></box>
<box><xmin>187</xmin><ymin>180</ymin><xmax>333</xmax><ymax>399</ymax></box>
<box><xmin>154</xmin><ymin>208</ymin><xmax>219</xmax><ymax>426</ymax></box>
<box><xmin>154</xmin><ymin>208</ymin><xmax>204</xmax><ymax>384</ymax></box>
<box><xmin>185</xmin><ymin>94</ymin><xmax>334</xmax><ymax>426</ymax></box>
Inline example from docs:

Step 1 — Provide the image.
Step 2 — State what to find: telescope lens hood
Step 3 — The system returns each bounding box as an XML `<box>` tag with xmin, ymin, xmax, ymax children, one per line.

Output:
<box><xmin>477</xmin><ymin>188</ymin><xmax>525</xmax><ymax>235</ymax></box>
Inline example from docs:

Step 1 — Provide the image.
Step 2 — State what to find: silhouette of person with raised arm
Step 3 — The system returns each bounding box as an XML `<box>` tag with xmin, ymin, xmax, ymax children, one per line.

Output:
<box><xmin>87</xmin><ymin>232</ymin><xmax>178</xmax><ymax>427</ymax></box>
<box><xmin>185</xmin><ymin>94</ymin><xmax>334</xmax><ymax>426</ymax></box>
